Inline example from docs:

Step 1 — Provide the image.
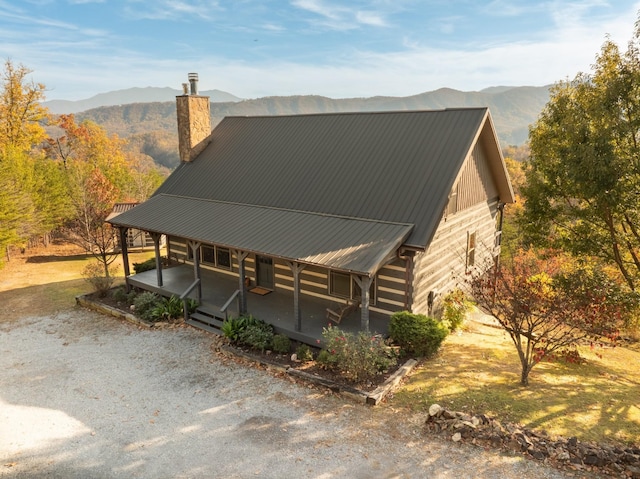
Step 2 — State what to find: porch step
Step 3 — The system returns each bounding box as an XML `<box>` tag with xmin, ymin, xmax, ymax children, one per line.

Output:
<box><xmin>187</xmin><ymin>312</ymin><xmax>225</xmax><ymax>335</ymax></box>
<box><xmin>186</xmin><ymin>318</ymin><xmax>223</xmax><ymax>335</ymax></box>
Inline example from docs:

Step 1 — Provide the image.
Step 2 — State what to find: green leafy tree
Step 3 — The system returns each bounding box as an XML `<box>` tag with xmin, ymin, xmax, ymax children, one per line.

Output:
<box><xmin>522</xmin><ymin>25</ymin><xmax>640</xmax><ymax>290</ymax></box>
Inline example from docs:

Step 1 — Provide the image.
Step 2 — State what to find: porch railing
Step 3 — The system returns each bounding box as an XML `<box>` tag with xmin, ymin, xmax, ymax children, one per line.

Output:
<box><xmin>179</xmin><ymin>278</ymin><xmax>201</xmax><ymax>321</ymax></box>
<box><xmin>220</xmin><ymin>289</ymin><xmax>240</xmax><ymax>320</ymax></box>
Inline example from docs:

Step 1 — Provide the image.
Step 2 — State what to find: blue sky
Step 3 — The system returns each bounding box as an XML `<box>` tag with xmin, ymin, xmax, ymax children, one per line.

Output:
<box><xmin>2</xmin><ymin>0</ymin><xmax>639</xmax><ymax>101</ymax></box>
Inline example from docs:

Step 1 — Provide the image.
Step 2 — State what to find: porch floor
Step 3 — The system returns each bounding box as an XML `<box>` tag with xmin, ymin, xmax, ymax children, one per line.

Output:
<box><xmin>127</xmin><ymin>264</ymin><xmax>390</xmax><ymax>345</ymax></box>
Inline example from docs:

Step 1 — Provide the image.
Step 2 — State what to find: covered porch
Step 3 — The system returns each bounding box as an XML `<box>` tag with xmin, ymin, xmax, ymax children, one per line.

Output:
<box><xmin>128</xmin><ymin>264</ymin><xmax>391</xmax><ymax>345</ymax></box>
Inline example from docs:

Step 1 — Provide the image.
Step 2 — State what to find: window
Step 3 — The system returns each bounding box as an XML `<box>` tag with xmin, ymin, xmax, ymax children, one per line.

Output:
<box><xmin>216</xmin><ymin>247</ymin><xmax>231</xmax><ymax>269</ymax></box>
<box><xmin>201</xmin><ymin>245</ymin><xmax>215</xmax><ymax>264</ymax></box>
<box><xmin>329</xmin><ymin>271</ymin><xmax>376</xmax><ymax>304</ymax></box>
<box><xmin>446</xmin><ymin>184</ymin><xmax>459</xmax><ymax>217</ymax></box>
<box><xmin>466</xmin><ymin>231</ymin><xmax>476</xmax><ymax>269</ymax></box>
<box><xmin>330</xmin><ymin>271</ymin><xmax>351</xmax><ymax>298</ymax></box>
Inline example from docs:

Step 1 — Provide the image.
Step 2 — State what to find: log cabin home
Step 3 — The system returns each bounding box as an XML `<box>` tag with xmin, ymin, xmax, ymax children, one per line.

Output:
<box><xmin>108</xmin><ymin>74</ymin><xmax>514</xmax><ymax>345</ymax></box>
<box><xmin>107</xmin><ymin>202</ymin><xmax>165</xmax><ymax>250</ymax></box>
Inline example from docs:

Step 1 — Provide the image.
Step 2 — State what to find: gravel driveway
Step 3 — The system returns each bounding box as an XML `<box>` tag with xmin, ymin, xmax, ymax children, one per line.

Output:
<box><xmin>0</xmin><ymin>308</ymin><xmax>578</xmax><ymax>478</ymax></box>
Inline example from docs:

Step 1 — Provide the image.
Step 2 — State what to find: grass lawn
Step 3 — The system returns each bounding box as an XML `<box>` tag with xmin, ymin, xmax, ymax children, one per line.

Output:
<box><xmin>0</xmin><ymin>243</ymin><xmax>156</xmax><ymax>321</ymax></box>
<box><xmin>391</xmin><ymin>309</ymin><xmax>640</xmax><ymax>447</ymax></box>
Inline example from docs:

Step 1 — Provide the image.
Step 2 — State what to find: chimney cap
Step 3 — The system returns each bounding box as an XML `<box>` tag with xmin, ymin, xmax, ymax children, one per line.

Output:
<box><xmin>188</xmin><ymin>72</ymin><xmax>198</xmax><ymax>81</ymax></box>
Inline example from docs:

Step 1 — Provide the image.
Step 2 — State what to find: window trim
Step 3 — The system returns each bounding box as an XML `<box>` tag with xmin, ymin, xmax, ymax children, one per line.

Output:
<box><xmin>466</xmin><ymin>231</ymin><xmax>476</xmax><ymax>270</ymax></box>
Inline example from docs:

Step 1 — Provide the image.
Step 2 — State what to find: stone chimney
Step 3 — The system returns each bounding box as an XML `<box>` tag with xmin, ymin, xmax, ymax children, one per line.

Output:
<box><xmin>176</xmin><ymin>73</ymin><xmax>211</xmax><ymax>163</ymax></box>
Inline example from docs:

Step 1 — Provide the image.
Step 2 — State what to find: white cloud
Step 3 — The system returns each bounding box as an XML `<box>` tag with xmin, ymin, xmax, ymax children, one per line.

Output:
<box><xmin>355</xmin><ymin>10</ymin><xmax>387</xmax><ymax>27</ymax></box>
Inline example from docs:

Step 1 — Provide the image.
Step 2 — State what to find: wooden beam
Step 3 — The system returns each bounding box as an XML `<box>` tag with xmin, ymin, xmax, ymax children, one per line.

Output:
<box><xmin>188</xmin><ymin>240</ymin><xmax>202</xmax><ymax>302</ymax></box>
<box><xmin>118</xmin><ymin>227</ymin><xmax>131</xmax><ymax>292</ymax></box>
<box><xmin>286</xmin><ymin>261</ymin><xmax>306</xmax><ymax>331</ymax></box>
<box><xmin>151</xmin><ymin>232</ymin><xmax>163</xmax><ymax>287</ymax></box>
<box><xmin>235</xmin><ymin>250</ymin><xmax>249</xmax><ymax>315</ymax></box>
<box><xmin>353</xmin><ymin>275</ymin><xmax>371</xmax><ymax>332</ymax></box>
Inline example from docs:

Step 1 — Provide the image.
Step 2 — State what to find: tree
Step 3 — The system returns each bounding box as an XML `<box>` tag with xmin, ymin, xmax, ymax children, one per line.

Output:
<box><xmin>0</xmin><ymin>59</ymin><xmax>48</xmax><ymax>154</ymax></box>
<box><xmin>469</xmin><ymin>249</ymin><xmax>635</xmax><ymax>386</ymax></box>
<box><xmin>522</xmin><ymin>25</ymin><xmax>640</xmax><ymax>290</ymax></box>
<box><xmin>66</xmin><ymin>167</ymin><xmax>120</xmax><ymax>278</ymax></box>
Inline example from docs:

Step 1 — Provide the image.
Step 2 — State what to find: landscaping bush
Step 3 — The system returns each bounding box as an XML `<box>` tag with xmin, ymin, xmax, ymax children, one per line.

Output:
<box><xmin>442</xmin><ymin>289</ymin><xmax>473</xmax><ymax>332</ymax></box>
<box><xmin>318</xmin><ymin>325</ymin><xmax>398</xmax><ymax>383</ymax></box>
<box><xmin>150</xmin><ymin>295</ymin><xmax>183</xmax><ymax>322</ymax></box>
<box><xmin>238</xmin><ymin>322</ymin><xmax>274</xmax><ymax>352</ymax></box>
<box><xmin>295</xmin><ymin>343</ymin><xmax>314</xmax><ymax>362</ymax></box>
<box><xmin>133</xmin><ymin>291</ymin><xmax>162</xmax><ymax>322</ymax></box>
<box><xmin>111</xmin><ymin>285</ymin><xmax>130</xmax><ymax>304</ymax></box>
<box><xmin>82</xmin><ymin>262</ymin><xmax>118</xmax><ymax>297</ymax></box>
<box><xmin>389</xmin><ymin>311</ymin><xmax>449</xmax><ymax>358</ymax></box>
<box><xmin>133</xmin><ymin>258</ymin><xmax>156</xmax><ymax>274</ymax></box>
<box><xmin>272</xmin><ymin>334</ymin><xmax>291</xmax><ymax>354</ymax></box>
<box><xmin>222</xmin><ymin>315</ymin><xmax>274</xmax><ymax>351</ymax></box>
<box><xmin>221</xmin><ymin>316</ymin><xmax>245</xmax><ymax>342</ymax></box>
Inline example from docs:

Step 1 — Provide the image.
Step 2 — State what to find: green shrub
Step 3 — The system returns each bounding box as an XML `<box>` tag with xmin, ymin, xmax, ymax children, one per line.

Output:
<box><xmin>133</xmin><ymin>291</ymin><xmax>161</xmax><ymax>322</ymax></box>
<box><xmin>221</xmin><ymin>317</ymin><xmax>245</xmax><ymax>342</ymax></box>
<box><xmin>111</xmin><ymin>285</ymin><xmax>129</xmax><ymax>304</ymax></box>
<box><xmin>187</xmin><ymin>298</ymin><xmax>199</xmax><ymax>314</ymax></box>
<box><xmin>222</xmin><ymin>315</ymin><xmax>274</xmax><ymax>351</ymax></box>
<box><xmin>319</xmin><ymin>325</ymin><xmax>398</xmax><ymax>383</ymax></box>
<box><xmin>316</xmin><ymin>349</ymin><xmax>336</xmax><ymax>369</ymax></box>
<box><xmin>295</xmin><ymin>343</ymin><xmax>314</xmax><ymax>362</ymax></box>
<box><xmin>149</xmin><ymin>295</ymin><xmax>184</xmax><ymax>322</ymax></box>
<box><xmin>442</xmin><ymin>289</ymin><xmax>472</xmax><ymax>331</ymax></box>
<box><xmin>133</xmin><ymin>258</ymin><xmax>156</xmax><ymax>274</ymax></box>
<box><xmin>389</xmin><ymin>311</ymin><xmax>449</xmax><ymax>358</ymax></box>
<box><xmin>238</xmin><ymin>323</ymin><xmax>274</xmax><ymax>352</ymax></box>
<box><xmin>272</xmin><ymin>334</ymin><xmax>291</xmax><ymax>354</ymax></box>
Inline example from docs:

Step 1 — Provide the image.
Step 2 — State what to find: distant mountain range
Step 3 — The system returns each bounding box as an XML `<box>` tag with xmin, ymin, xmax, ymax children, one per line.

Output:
<box><xmin>57</xmin><ymin>85</ymin><xmax>550</xmax><ymax>147</ymax></box>
<box><xmin>44</xmin><ymin>87</ymin><xmax>242</xmax><ymax>114</ymax></box>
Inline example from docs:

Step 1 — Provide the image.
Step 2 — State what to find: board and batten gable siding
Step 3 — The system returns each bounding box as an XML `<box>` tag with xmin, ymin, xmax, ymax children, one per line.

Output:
<box><xmin>412</xmin><ymin>141</ymin><xmax>501</xmax><ymax>315</ymax></box>
<box><xmin>166</xmin><ymin>235</ymin><xmax>410</xmax><ymax>316</ymax></box>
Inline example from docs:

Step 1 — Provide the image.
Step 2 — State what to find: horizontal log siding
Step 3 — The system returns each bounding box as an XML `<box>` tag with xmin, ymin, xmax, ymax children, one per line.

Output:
<box><xmin>413</xmin><ymin>198</ymin><xmax>499</xmax><ymax>315</ymax></box>
<box><xmin>166</xmin><ymin>236</ymin><xmax>406</xmax><ymax>316</ymax></box>
<box><xmin>413</xmin><ymin>143</ymin><xmax>502</xmax><ymax>315</ymax></box>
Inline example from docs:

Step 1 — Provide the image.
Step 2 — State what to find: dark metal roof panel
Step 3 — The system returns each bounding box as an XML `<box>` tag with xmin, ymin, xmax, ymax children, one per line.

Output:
<box><xmin>156</xmin><ymin>108</ymin><xmax>492</xmax><ymax>248</ymax></box>
<box><xmin>109</xmin><ymin>195</ymin><xmax>414</xmax><ymax>275</ymax></box>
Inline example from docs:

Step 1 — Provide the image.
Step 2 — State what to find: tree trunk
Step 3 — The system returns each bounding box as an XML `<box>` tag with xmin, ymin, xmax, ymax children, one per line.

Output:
<box><xmin>520</xmin><ymin>363</ymin><xmax>531</xmax><ymax>386</ymax></box>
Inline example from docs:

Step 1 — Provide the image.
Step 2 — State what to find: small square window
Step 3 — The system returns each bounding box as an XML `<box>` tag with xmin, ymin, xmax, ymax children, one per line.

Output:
<box><xmin>330</xmin><ymin>271</ymin><xmax>351</xmax><ymax>298</ymax></box>
<box><xmin>201</xmin><ymin>245</ymin><xmax>215</xmax><ymax>264</ymax></box>
<box><xmin>216</xmin><ymin>247</ymin><xmax>231</xmax><ymax>269</ymax></box>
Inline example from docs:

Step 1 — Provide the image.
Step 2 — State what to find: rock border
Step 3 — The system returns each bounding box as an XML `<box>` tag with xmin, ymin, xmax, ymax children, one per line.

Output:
<box><xmin>76</xmin><ymin>294</ymin><xmax>415</xmax><ymax>405</ymax></box>
<box><xmin>425</xmin><ymin>403</ymin><xmax>640</xmax><ymax>478</ymax></box>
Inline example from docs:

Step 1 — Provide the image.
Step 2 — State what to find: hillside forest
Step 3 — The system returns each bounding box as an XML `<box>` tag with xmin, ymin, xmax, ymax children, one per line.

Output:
<box><xmin>2</xmin><ymin>22</ymin><xmax>640</xmax><ymax>386</ymax></box>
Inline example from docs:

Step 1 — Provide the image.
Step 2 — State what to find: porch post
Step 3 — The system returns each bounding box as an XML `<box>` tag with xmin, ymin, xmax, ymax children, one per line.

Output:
<box><xmin>286</xmin><ymin>261</ymin><xmax>306</xmax><ymax>331</ymax></box>
<box><xmin>354</xmin><ymin>275</ymin><xmax>371</xmax><ymax>332</ymax></box>
<box><xmin>188</xmin><ymin>240</ymin><xmax>202</xmax><ymax>302</ymax></box>
<box><xmin>151</xmin><ymin>232</ymin><xmax>163</xmax><ymax>287</ymax></box>
<box><xmin>118</xmin><ymin>227</ymin><xmax>131</xmax><ymax>292</ymax></box>
<box><xmin>235</xmin><ymin>250</ymin><xmax>249</xmax><ymax>315</ymax></box>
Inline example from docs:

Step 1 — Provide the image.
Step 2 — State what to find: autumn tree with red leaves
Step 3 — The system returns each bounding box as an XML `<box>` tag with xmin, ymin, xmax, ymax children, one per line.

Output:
<box><xmin>469</xmin><ymin>249</ymin><xmax>638</xmax><ymax>386</ymax></box>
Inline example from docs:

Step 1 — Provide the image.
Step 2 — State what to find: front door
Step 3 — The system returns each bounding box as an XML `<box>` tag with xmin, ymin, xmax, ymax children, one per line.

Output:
<box><xmin>256</xmin><ymin>256</ymin><xmax>274</xmax><ymax>290</ymax></box>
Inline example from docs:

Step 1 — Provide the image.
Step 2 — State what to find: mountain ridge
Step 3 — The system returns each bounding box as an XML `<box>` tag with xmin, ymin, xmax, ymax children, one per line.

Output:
<box><xmin>72</xmin><ymin>85</ymin><xmax>550</xmax><ymax>147</ymax></box>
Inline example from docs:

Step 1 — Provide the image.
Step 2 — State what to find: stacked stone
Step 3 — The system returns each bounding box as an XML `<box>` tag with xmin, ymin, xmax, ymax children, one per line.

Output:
<box><xmin>425</xmin><ymin>404</ymin><xmax>640</xmax><ymax>478</ymax></box>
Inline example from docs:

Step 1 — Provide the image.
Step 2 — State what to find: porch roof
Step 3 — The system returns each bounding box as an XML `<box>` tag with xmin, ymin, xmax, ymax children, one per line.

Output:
<box><xmin>108</xmin><ymin>194</ymin><xmax>414</xmax><ymax>276</ymax></box>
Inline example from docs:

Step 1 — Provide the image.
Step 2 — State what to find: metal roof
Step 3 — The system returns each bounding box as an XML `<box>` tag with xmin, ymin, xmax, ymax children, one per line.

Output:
<box><xmin>108</xmin><ymin>194</ymin><xmax>414</xmax><ymax>276</ymax></box>
<box><xmin>156</xmin><ymin>108</ymin><xmax>512</xmax><ymax>249</ymax></box>
<box><xmin>106</xmin><ymin>202</ymin><xmax>140</xmax><ymax>222</ymax></box>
